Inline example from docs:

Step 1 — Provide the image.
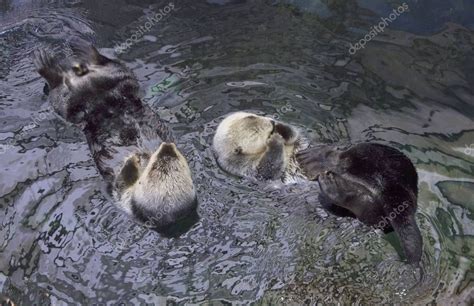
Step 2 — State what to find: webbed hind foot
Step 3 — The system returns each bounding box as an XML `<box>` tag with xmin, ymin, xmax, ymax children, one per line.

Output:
<box><xmin>69</xmin><ymin>38</ymin><xmax>111</xmax><ymax>65</ymax></box>
<box><xmin>33</xmin><ymin>49</ymin><xmax>63</xmax><ymax>89</ymax></box>
<box><xmin>318</xmin><ymin>171</ymin><xmax>358</xmax><ymax>204</ymax></box>
<box><xmin>318</xmin><ymin>171</ymin><xmax>376</xmax><ymax>214</ymax></box>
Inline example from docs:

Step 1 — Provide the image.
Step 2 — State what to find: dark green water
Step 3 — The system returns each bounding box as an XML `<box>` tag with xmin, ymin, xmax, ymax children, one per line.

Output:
<box><xmin>0</xmin><ymin>0</ymin><xmax>473</xmax><ymax>304</ymax></box>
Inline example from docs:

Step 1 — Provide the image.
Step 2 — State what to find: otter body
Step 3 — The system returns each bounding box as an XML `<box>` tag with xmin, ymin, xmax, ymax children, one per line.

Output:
<box><xmin>297</xmin><ymin>143</ymin><xmax>422</xmax><ymax>263</ymax></box>
<box><xmin>34</xmin><ymin>41</ymin><xmax>197</xmax><ymax>229</ymax></box>
<box><xmin>213</xmin><ymin>112</ymin><xmax>307</xmax><ymax>182</ymax></box>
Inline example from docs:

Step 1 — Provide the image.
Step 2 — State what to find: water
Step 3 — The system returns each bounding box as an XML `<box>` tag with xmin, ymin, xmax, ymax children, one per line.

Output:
<box><xmin>0</xmin><ymin>0</ymin><xmax>473</xmax><ymax>304</ymax></box>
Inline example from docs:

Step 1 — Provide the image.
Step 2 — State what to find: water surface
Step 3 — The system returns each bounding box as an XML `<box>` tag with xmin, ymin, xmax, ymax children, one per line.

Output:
<box><xmin>0</xmin><ymin>0</ymin><xmax>473</xmax><ymax>304</ymax></box>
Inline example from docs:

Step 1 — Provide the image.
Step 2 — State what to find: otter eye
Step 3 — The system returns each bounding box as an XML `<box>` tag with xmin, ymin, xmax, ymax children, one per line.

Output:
<box><xmin>234</xmin><ymin>147</ymin><xmax>242</xmax><ymax>154</ymax></box>
<box><xmin>72</xmin><ymin>63</ymin><xmax>88</xmax><ymax>76</ymax></box>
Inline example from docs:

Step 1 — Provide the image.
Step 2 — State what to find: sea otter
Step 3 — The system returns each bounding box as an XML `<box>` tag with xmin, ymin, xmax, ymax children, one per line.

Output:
<box><xmin>213</xmin><ymin>112</ymin><xmax>308</xmax><ymax>182</ymax></box>
<box><xmin>297</xmin><ymin>143</ymin><xmax>423</xmax><ymax>264</ymax></box>
<box><xmin>33</xmin><ymin>40</ymin><xmax>197</xmax><ymax>229</ymax></box>
<box><xmin>213</xmin><ymin>112</ymin><xmax>422</xmax><ymax>263</ymax></box>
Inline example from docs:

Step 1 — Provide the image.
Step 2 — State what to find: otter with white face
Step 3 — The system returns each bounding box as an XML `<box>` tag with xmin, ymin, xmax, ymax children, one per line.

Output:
<box><xmin>33</xmin><ymin>40</ymin><xmax>197</xmax><ymax>229</ymax></box>
<box><xmin>115</xmin><ymin>143</ymin><xmax>196</xmax><ymax>228</ymax></box>
<box><xmin>213</xmin><ymin>112</ymin><xmax>307</xmax><ymax>182</ymax></box>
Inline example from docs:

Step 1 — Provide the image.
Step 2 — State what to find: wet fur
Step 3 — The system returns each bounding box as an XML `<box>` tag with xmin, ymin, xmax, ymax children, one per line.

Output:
<box><xmin>213</xmin><ymin>112</ymin><xmax>307</xmax><ymax>182</ymax></box>
<box><xmin>297</xmin><ymin>143</ymin><xmax>422</xmax><ymax>264</ymax></box>
<box><xmin>33</xmin><ymin>40</ymin><xmax>197</xmax><ymax>229</ymax></box>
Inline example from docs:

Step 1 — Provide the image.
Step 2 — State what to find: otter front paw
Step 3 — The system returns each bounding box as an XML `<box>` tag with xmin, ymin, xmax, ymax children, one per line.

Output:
<box><xmin>115</xmin><ymin>154</ymin><xmax>141</xmax><ymax>191</ymax></box>
<box><xmin>275</xmin><ymin>123</ymin><xmax>297</xmax><ymax>145</ymax></box>
<box><xmin>256</xmin><ymin>134</ymin><xmax>285</xmax><ymax>180</ymax></box>
<box><xmin>33</xmin><ymin>49</ymin><xmax>63</xmax><ymax>88</ymax></box>
<box><xmin>267</xmin><ymin>133</ymin><xmax>285</xmax><ymax>148</ymax></box>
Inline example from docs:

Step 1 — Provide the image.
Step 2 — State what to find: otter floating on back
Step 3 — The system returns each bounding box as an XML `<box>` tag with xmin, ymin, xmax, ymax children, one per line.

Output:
<box><xmin>214</xmin><ymin>112</ymin><xmax>422</xmax><ymax>263</ymax></box>
<box><xmin>297</xmin><ymin>143</ymin><xmax>423</xmax><ymax>264</ymax></box>
<box><xmin>213</xmin><ymin>112</ymin><xmax>308</xmax><ymax>183</ymax></box>
<box><xmin>33</xmin><ymin>40</ymin><xmax>197</xmax><ymax>230</ymax></box>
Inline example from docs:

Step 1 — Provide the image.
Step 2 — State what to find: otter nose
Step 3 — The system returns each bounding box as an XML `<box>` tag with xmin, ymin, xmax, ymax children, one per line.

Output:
<box><xmin>157</xmin><ymin>142</ymin><xmax>178</xmax><ymax>158</ymax></box>
<box><xmin>161</xmin><ymin>142</ymin><xmax>174</xmax><ymax>148</ymax></box>
<box><xmin>270</xmin><ymin>120</ymin><xmax>276</xmax><ymax>134</ymax></box>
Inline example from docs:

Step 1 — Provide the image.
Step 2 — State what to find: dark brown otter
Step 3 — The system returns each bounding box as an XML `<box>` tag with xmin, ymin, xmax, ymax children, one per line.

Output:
<box><xmin>297</xmin><ymin>143</ymin><xmax>422</xmax><ymax>264</ymax></box>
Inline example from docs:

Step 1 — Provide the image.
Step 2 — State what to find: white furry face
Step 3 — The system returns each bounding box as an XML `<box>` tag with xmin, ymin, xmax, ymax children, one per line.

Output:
<box><xmin>114</xmin><ymin>143</ymin><xmax>197</xmax><ymax>227</ymax></box>
<box><xmin>213</xmin><ymin>112</ymin><xmax>275</xmax><ymax>156</ymax></box>
<box><xmin>131</xmin><ymin>143</ymin><xmax>196</xmax><ymax>213</ymax></box>
<box><xmin>213</xmin><ymin>111</ymin><xmax>307</xmax><ymax>181</ymax></box>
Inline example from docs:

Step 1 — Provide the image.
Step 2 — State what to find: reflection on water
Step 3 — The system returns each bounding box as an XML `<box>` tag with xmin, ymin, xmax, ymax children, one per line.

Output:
<box><xmin>0</xmin><ymin>0</ymin><xmax>473</xmax><ymax>304</ymax></box>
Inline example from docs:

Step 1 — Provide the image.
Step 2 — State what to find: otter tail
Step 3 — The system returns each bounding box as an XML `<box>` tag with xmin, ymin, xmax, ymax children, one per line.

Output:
<box><xmin>390</xmin><ymin>211</ymin><xmax>423</xmax><ymax>264</ymax></box>
<box><xmin>33</xmin><ymin>49</ymin><xmax>63</xmax><ymax>89</ymax></box>
<box><xmin>382</xmin><ymin>183</ymin><xmax>423</xmax><ymax>264</ymax></box>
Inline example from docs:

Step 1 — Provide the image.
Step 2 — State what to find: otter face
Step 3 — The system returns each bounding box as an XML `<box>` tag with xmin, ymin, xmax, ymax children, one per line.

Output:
<box><xmin>128</xmin><ymin>143</ymin><xmax>197</xmax><ymax>228</ymax></box>
<box><xmin>218</xmin><ymin>112</ymin><xmax>275</xmax><ymax>155</ymax></box>
<box><xmin>213</xmin><ymin>112</ymin><xmax>300</xmax><ymax>156</ymax></box>
<box><xmin>213</xmin><ymin>112</ymin><xmax>303</xmax><ymax>180</ymax></box>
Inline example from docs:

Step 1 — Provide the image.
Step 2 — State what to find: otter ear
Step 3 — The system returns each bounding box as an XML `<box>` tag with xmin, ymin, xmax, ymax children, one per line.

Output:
<box><xmin>234</xmin><ymin>146</ymin><xmax>242</xmax><ymax>154</ymax></box>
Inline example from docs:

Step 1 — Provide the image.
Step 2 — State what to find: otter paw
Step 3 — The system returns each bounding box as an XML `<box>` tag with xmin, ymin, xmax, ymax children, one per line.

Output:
<box><xmin>33</xmin><ymin>49</ymin><xmax>63</xmax><ymax>88</ymax></box>
<box><xmin>115</xmin><ymin>154</ymin><xmax>141</xmax><ymax>191</ymax></box>
<box><xmin>317</xmin><ymin>171</ymin><xmax>352</xmax><ymax>203</ymax></box>
<box><xmin>267</xmin><ymin>133</ymin><xmax>285</xmax><ymax>148</ymax></box>
<box><xmin>33</xmin><ymin>49</ymin><xmax>59</xmax><ymax>73</ymax></box>
<box><xmin>274</xmin><ymin>123</ymin><xmax>297</xmax><ymax>145</ymax></box>
<box><xmin>296</xmin><ymin>149</ymin><xmax>324</xmax><ymax>180</ymax></box>
<box><xmin>69</xmin><ymin>38</ymin><xmax>109</xmax><ymax>65</ymax></box>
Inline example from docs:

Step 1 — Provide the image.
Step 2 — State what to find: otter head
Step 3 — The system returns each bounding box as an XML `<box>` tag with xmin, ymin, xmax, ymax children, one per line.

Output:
<box><xmin>117</xmin><ymin>143</ymin><xmax>197</xmax><ymax>229</ymax></box>
<box><xmin>213</xmin><ymin>111</ymin><xmax>302</xmax><ymax>178</ymax></box>
<box><xmin>213</xmin><ymin>112</ymin><xmax>300</xmax><ymax>156</ymax></box>
<box><xmin>214</xmin><ymin>112</ymin><xmax>276</xmax><ymax>157</ymax></box>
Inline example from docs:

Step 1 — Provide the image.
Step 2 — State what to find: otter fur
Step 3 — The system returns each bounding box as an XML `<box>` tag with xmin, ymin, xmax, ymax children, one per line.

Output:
<box><xmin>297</xmin><ymin>143</ymin><xmax>423</xmax><ymax>264</ymax></box>
<box><xmin>0</xmin><ymin>295</ymin><xmax>15</xmax><ymax>306</ymax></box>
<box><xmin>33</xmin><ymin>40</ymin><xmax>197</xmax><ymax>229</ymax></box>
<box><xmin>213</xmin><ymin>112</ymin><xmax>307</xmax><ymax>182</ymax></box>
